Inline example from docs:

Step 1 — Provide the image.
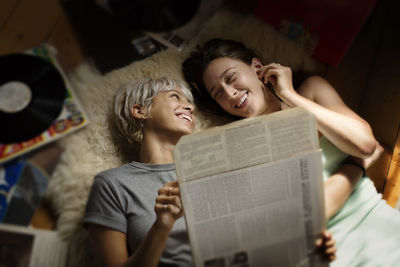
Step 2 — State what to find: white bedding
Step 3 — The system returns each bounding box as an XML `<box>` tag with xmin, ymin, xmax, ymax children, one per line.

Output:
<box><xmin>321</xmin><ymin>137</ymin><xmax>400</xmax><ymax>267</ymax></box>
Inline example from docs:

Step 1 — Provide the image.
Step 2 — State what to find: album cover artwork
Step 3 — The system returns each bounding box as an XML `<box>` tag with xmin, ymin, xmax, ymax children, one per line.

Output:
<box><xmin>0</xmin><ymin>44</ymin><xmax>89</xmax><ymax>163</ymax></box>
<box><xmin>0</xmin><ymin>157</ymin><xmax>26</xmax><ymax>222</ymax></box>
<box><xmin>0</xmin><ymin>156</ymin><xmax>50</xmax><ymax>225</ymax></box>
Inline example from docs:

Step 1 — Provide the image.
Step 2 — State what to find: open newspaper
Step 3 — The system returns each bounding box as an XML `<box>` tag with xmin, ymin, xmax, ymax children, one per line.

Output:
<box><xmin>0</xmin><ymin>223</ymin><xmax>68</xmax><ymax>267</ymax></box>
<box><xmin>173</xmin><ymin>108</ymin><xmax>327</xmax><ymax>267</ymax></box>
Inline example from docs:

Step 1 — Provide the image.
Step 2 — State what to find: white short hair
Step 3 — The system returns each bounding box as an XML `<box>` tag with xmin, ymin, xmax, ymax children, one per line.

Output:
<box><xmin>114</xmin><ymin>77</ymin><xmax>193</xmax><ymax>142</ymax></box>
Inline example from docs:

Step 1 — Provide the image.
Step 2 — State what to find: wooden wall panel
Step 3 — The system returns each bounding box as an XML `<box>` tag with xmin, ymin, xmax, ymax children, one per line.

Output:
<box><xmin>358</xmin><ymin>0</ymin><xmax>400</xmax><ymax>150</ymax></box>
<box><xmin>383</xmin><ymin>128</ymin><xmax>400</xmax><ymax>207</ymax></box>
<box><xmin>367</xmin><ymin>146</ymin><xmax>392</xmax><ymax>193</ymax></box>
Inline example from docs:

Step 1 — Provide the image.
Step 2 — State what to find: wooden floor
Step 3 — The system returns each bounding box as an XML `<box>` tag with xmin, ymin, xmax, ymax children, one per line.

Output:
<box><xmin>0</xmin><ymin>0</ymin><xmax>86</xmax><ymax>72</ymax></box>
<box><xmin>323</xmin><ymin>0</ymin><xmax>400</xmax><ymax>207</ymax></box>
<box><xmin>1</xmin><ymin>0</ymin><xmax>399</xmax><ymax>214</ymax></box>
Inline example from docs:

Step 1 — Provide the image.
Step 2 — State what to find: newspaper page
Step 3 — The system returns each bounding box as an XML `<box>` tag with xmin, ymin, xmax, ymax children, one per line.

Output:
<box><xmin>173</xmin><ymin>108</ymin><xmax>327</xmax><ymax>267</ymax></box>
<box><xmin>0</xmin><ymin>223</ymin><xmax>68</xmax><ymax>267</ymax></box>
<box><xmin>174</xmin><ymin>108</ymin><xmax>319</xmax><ymax>183</ymax></box>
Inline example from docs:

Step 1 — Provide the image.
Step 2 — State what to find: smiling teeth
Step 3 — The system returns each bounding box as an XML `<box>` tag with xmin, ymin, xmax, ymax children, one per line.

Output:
<box><xmin>178</xmin><ymin>114</ymin><xmax>192</xmax><ymax>122</ymax></box>
<box><xmin>237</xmin><ymin>94</ymin><xmax>247</xmax><ymax>107</ymax></box>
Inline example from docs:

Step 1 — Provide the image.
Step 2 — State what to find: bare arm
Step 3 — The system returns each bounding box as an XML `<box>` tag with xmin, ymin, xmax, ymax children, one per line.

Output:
<box><xmin>88</xmin><ymin>222</ymin><xmax>171</xmax><ymax>267</ymax></box>
<box><xmin>295</xmin><ymin>76</ymin><xmax>376</xmax><ymax>158</ymax></box>
<box><xmin>324</xmin><ymin>164</ymin><xmax>363</xmax><ymax>219</ymax></box>
<box><xmin>260</xmin><ymin>65</ymin><xmax>377</xmax><ymax>158</ymax></box>
<box><xmin>88</xmin><ymin>181</ymin><xmax>182</xmax><ymax>267</ymax></box>
<box><xmin>324</xmin><ymin>144</ymin><xmax>384</xmax><ymax>219</ymax></box>
<box><xmin>259</xmin><ymin>64</ymin><xmax>384</xmax><ymax>220</ymax></box>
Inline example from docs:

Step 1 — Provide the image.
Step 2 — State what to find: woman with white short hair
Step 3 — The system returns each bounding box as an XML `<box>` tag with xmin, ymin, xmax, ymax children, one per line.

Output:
<box><xmin>83</xmin><ymin>77</ymin><xmax>336</xmax><ymax>267</ymax></box>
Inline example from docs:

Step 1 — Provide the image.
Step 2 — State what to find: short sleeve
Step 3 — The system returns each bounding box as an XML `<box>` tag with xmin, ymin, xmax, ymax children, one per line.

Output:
<box><xmin>83</xmin><ymin>175</ymin><xmax>127</xmax><ymax>233</ymax></box>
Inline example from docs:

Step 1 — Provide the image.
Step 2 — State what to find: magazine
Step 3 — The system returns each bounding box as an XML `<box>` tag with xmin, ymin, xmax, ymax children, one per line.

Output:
<box><xmin>173</xmin><ymin>108</ymin><xmax>327</xmax><ymax>267</ymax></box>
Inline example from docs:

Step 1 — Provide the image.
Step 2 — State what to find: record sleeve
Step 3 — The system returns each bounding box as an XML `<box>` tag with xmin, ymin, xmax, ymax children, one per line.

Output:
<box><xmin>0</xmin><ymin>44</ymin><xmax>89</xmax><ymax>163</ymax></box>
<box><xmin>0</xmin><ymin>156</ymin><xmax>50</xmax><ymax>225</ymax></box>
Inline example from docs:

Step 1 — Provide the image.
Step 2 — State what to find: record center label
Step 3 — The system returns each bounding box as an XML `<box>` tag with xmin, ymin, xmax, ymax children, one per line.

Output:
<box><xmin>0</xmin><ymin>81</ymin><xmax>32</xmax><ymax>113</ymax></box>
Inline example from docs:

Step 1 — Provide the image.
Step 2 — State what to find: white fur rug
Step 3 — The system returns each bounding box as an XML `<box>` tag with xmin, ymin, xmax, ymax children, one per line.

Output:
<box><xmin>45</xmin><ymin>10</ymin><xmax>323</xmax><ymax>266</ymax></box>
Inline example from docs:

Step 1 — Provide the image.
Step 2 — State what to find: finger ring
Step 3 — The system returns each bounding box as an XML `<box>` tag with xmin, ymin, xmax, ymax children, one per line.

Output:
<box><xmin>277</xmin><ymin>63</ymin><xmax>280</xmax><ymax>67</ymax></box>
<box><xmin>164</xmin><ymin>204</ymin><xmax>168</xmax><ymax>211</ymax></box>
<box><xmin>168</xmin><ymin>187</ymin><xmax>173</xmax><ymax>194</ymax></box>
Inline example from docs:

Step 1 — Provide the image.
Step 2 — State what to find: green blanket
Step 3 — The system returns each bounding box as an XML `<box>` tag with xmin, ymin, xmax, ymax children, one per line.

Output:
<box><xmin>320</xmin><ymin>137</ymin><xmax>400</xmax><ymax>267</ymax></box>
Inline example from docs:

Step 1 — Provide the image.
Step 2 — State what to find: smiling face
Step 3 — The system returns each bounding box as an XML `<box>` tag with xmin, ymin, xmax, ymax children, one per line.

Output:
<box><xmin>143</xmin><ymin>87</ymin><xmax>195</xmax><ymax>139</ymax></box>
<box><xmin>203</xmin><ymin>57</ymin><xmax>280</xmax><ymax>118</ymax></box>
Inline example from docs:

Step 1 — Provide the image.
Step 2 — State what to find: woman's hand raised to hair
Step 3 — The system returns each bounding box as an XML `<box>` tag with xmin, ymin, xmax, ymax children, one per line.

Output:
<box><xmin>154</xmin><ymin>180</ymin><xmax>184</xmax><ymax>231</ymax></box>
<box><xmin>257</xmin><ymin>63</ymin><xmax>298</xmax><ymax>105</ymax></box>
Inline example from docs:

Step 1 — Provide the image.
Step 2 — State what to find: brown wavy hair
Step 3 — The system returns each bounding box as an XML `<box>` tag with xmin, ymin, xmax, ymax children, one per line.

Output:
<box><xmin>182</xmin><ymin>38</ymin><xmax>308</xmax><ymax>117</ymax></box>
<box><xmin>182</xmin><ymin>39</ymin><xmax>260</xmax><ymax>117</ymax></box>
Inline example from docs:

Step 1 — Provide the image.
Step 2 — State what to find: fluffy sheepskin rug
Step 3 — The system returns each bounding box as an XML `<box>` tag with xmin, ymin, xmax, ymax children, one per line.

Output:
<box><xmin>45</xmin><ymin>10</ymin><xmax>323</xmax><ymax>266</ymax></box>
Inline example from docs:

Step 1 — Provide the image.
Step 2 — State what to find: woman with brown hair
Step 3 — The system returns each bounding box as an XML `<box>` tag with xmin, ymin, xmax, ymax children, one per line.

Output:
<box><xmin>182</xmin><ymin>38</ymin><xmax>400</xmax><ymax>266</ymax></box>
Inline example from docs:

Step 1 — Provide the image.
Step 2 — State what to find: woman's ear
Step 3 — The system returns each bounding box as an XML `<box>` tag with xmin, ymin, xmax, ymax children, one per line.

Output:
<box><xmin>251</xmin><ymin>58</ymin><xmax>263</xmax><ymax>71</ymax></box>
<box><xmin>131</xmin><ymin>104</ymin><xmax>146</xmax><ymax>119</ymax></box>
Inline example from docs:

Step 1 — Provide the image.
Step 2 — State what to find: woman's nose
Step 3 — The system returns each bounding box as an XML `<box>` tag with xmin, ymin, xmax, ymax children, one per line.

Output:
<box><xmin>183</xmin><ymin>102</ymin><xmax>194</xmax><ymax>113</ymax></box>
<box><xmin>224</xmin><ymin>86</ymin><xmax>237</xmax><ymax>98</ymax></box>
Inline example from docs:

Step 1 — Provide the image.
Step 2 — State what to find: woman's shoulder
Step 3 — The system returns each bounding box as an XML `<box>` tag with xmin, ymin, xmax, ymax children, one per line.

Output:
<box><xmin>297</xmin><ymin>75</ymin><xmax>325</xmax><ymax>95</ymax></box>
<box><xmin>94</xmin><ymin>162</ymin><xmax>138</xmax><ymax>183</ymax></box>
<box><xmin>94</xmin><ymin>161</ymin><xmax>174</xmax><ymax>183</ymax></box>
<box><xmin>297</xmin><ymin>75</ymin><xmax>340</xmax><ymax>104</ymax></box>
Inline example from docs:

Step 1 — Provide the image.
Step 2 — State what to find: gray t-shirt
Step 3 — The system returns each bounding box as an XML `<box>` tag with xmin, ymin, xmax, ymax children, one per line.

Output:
<box><xmin>84</xmin><ymin>161</ymin><xmax>193</xmax><ymax>266</ymax></box>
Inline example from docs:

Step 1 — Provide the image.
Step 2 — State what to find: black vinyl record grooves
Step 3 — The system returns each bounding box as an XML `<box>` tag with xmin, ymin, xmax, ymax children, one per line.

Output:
<box><xmin>0</xmin><ymin>53</ymin><xmax>66</xmax><ymax>144</ymax></box>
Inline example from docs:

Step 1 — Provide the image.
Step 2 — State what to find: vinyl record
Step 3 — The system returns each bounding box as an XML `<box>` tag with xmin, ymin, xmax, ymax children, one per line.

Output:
<box><xmin>0</xmin><ymin>53</ymin><xmax>66</xmax><ymax>144</ymax></box>
<box><xmin>109</xmin><ymin>0</ymin><xmax>201</xmax><ymax>32</ymax></box>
